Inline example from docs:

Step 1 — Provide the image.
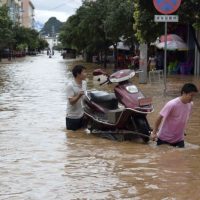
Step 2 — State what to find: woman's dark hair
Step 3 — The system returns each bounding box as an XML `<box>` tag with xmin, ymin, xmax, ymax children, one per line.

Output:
<box><xmin>72</xmin><ymin>65</ymin><xmax>86</xmax><ymax>78</ymax></box>
<box><xmin>181</xmin><ymin>83</ymin><xmax>198</xmax><ymax>94</ymax></box>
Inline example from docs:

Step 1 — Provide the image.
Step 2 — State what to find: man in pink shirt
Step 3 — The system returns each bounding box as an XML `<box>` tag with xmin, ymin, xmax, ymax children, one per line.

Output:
<box><xmin>151</xmin><ymin>83</ymin><xmax>198</xmax><ymax>148</ymax></box>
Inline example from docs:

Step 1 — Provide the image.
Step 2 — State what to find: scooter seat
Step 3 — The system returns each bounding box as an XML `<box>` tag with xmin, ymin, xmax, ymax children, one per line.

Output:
<box><xmin>90</xmin><ymin>91</ymin><xmax>118</xmax><ymax>110</ymax></box>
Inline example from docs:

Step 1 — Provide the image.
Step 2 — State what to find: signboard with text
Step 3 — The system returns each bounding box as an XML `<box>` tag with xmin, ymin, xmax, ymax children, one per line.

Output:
<box><xmin>153</xmin><ymin>0</ymin><xmax>182</xmax><ymax>93</ymax></box>
<box><xmin>154</xmin><ymin>15</ymin><xmax>179</xmax><ymax>22</ymax></box>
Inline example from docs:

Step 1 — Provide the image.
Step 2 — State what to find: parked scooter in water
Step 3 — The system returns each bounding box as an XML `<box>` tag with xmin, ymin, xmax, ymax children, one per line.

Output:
<box><xmin>83</xmin><ymin>69</ymin><xmax>154</xmax><ymax>143</ymax></box>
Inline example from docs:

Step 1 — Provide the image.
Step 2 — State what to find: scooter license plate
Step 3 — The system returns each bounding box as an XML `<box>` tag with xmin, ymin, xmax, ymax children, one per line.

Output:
<box><xmin>139</xmin><ymin>97</ymin><xmax>152</xmax><ymax>106</ymax></box>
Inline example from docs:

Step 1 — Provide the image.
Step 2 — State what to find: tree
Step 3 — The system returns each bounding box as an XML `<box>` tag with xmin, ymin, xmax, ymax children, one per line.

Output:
<box><xmin>0</xmin><ymin>5</ymin><xmax>49</xmax><ymax>60</ymax></box>
<box><xmin>37</xmin><ymin>38</ymin><xmax>49</xmax><ymax>51</ymax></box>
<box><xmin>59</xmin><ymin>0</ymin><xmax>137</xmax><ymax>66</ymax></box>
<box><xmin>104</xmin><ymin>0</ymin><xmax>136</xmax><ymax>66</ymax></box>
<box><xmin>178</xmin><ymin>1</ymin><xmax>200</xmax><ymax>30</ymax></box>
<box><xmin>12</xmin><ymin>26</ymin><xmax>40</xmax><ymax>51</ymax></box>
<box><xmin>133</xmin><ymin>0</ymin><xmax>200</xmax><ymax>43</ymax></box>
<box><xmin>133</xmin><ymin>0</ymin><xmax>163</xmax><ymax>43</ymax></box>
<box><xmin>0</xmin><ymin>5</ymin><xmax>14</xmax><ymax>60</ymax></box>
<box><xmin>59</xmin><ymin>0</ymin><xmax>111</xmax><ymax>63</ymax></box>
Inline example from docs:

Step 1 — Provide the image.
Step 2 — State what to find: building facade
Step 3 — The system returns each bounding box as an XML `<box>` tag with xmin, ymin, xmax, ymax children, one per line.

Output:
<box><xmin>21</xmin><ymin>0</ymin><xmax>35</xmax><ymax>28</ymax></box>
<box><xmin>44</xmin><ymin>34</ymin><xmax>60</xmax><ymax>50</ymax></box>
<box><xmin>0</xmin><ymin>0</ymin><xmax>35</xmax><ymax>29</ymax></box>
<box><xmin>0</xmin><ymin>0</ymin><xmax>22</xmax><ymax>25</ymax></box>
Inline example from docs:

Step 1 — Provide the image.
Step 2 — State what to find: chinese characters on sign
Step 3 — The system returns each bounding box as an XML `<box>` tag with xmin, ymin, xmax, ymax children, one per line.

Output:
<box><xmin>154</xmin><ymin>15</ymin><xmax>179</xmax><ymax>22</ymax></box>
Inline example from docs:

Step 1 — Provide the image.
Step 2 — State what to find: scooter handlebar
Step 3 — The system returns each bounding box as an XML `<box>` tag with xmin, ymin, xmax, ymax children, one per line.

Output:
<box><xmin>99</xmin><ymin>78</ymin><xmax>110</xmax><ymax>86</ymax></box>
<box><xmin>135</xmin><ymin>69</ymin><xmax>143</xmax><ymax>73</ymax></box>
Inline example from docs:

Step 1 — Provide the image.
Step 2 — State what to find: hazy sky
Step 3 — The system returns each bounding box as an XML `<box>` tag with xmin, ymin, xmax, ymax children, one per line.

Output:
<box><xmin>31</xmin><ymin>0</ymin><xmax>82</xmax><ymax>23</ymax></box>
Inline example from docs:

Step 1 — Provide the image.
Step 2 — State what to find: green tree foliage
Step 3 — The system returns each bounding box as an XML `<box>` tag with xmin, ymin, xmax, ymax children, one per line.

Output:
<box><xmin>59</xmin><ymin>0</ymin><xmax>136</xmax><ymax>63</ymax></box>
<box><xmin>60</xmin><ymin>0</ymin><xmax>110</xmax><ymax>56</ymax></box>
<box><xmin>12</xmin><ymin>26</ymin><xmax>40</xmax><ymax>51</ymax></box>
<box><xmin>0</xmin><ymin>6</ymin><xmax>14</xmax><ymax>50</ymax></box>
<box><xmin>104</xmin><ymin>0</ymin><xmax>134</xmax><ymax>44</ymax></box>
<box><xmin>178</xmin><ymin>1</ymin><xmax>200</xmax><ymax>30</ymax></box>
<box><xmin>133</xmin><ymin>0</ymin><xmax>161</xmax><ymax>43</ymax></box>
<box><xmin>133</xmin><ymin>0</ymin><xmax>200</xmax><ymax>43</ymax></box>
<box><xmin>0</xmin><ymin>5</ymin><xmax>47</xmax><ymax>59</ymax></box>
<box><xmin>103</xmin><ymin>0</ymin><xmax>136</xmax><ymax>65</ymax></box>
<box><xmin>37</xmin><ymin>38</ymin><xmax>49</xmax><ymax>51</ymax></box>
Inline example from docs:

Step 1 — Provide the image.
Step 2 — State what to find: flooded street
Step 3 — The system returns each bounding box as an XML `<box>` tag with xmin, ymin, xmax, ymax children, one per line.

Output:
<box><xmin>0</xmin><ymin>52</ymin><xmax>200</xmax><ymax>200</ymax></box>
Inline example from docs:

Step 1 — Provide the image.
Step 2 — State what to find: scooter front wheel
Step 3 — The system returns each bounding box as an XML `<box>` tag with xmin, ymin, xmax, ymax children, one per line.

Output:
<box><xmin>133</xmin><ymin>116</ymin><xmax>151</xmax><ymax>143</ymax></box>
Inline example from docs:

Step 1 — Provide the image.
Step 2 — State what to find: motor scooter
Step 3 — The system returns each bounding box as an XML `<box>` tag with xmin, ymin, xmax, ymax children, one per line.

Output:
<box><xmin>83</xmin><ymin>69</ymin><xmax>154</xmax><ymax>143</ymax></box>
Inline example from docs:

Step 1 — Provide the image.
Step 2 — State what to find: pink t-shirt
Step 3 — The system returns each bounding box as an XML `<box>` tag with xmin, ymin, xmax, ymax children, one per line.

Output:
<box><xmin>158</xmin><ymin>97</ymin><xmax>192</xmax><ymax>143</ymax></box>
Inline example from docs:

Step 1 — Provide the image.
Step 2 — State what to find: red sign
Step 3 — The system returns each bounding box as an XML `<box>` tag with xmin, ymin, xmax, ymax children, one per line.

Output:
<box><xmin>153</xmin><ymin>0</ymin><xmax>182</xmax><ymax>15</ymax></box>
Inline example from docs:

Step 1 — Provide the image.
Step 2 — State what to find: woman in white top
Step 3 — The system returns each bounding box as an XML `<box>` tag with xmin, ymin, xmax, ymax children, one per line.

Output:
<box><xmin>148</xmin><ymin>55</ymin><xmax>156</xmax><ymax>71</ymax></box>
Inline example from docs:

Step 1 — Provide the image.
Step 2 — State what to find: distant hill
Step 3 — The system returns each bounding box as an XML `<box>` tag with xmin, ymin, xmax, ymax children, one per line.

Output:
<box><xmin>40</xmin><ymin>17</ymin><xmax>64</xmax><ymax>36</ymax></box>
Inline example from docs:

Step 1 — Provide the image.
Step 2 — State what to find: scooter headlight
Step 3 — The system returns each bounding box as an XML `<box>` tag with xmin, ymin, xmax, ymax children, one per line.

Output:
<box><xmin>126</xmin><ymin>85</ymin><xmax>138</xmax><ymax>93</ymax></box>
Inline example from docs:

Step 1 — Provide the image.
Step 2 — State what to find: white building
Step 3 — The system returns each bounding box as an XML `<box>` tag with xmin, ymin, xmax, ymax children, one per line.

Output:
<box><xmin>43</xmin><ymin>34</ymin><xmax>60</xmax><ymax>50</ymax></box>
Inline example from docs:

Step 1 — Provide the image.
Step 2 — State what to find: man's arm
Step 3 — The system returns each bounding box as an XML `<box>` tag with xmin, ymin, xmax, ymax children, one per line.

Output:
<box><xmin>151</xmin><ymin>115</ymin><xmax>163</xmax><ymax>140</ymax></box>
<box><xmin>68</xmin><ymin>91</ymin><xmax>84</xmax><ymax>105</ymax></box>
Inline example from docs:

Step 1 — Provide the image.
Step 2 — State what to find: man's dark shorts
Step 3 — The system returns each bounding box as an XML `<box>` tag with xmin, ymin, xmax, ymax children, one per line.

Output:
<box><xmin>66</xmin><ymin>117</ymin><xmax>84</xmax><ymax>131</ymax></box>
<box><xmin>157</xmin><ymin>138</ymin><xmax>185</xmax><ymax>148</ymax></box>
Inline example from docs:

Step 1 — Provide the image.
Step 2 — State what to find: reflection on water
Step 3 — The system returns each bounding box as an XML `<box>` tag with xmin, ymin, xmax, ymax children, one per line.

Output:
<box><xmin>0</xmin><ymin>53</ymin><xmax>200</xmax><ymax>200</ymax></box>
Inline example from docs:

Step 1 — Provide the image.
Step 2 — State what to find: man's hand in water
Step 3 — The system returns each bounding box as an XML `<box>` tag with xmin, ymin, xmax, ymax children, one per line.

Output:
<box><xmin>150</xmin><ymin>131</ymin><xmax>157</xmax><ymax>141</ymax></box>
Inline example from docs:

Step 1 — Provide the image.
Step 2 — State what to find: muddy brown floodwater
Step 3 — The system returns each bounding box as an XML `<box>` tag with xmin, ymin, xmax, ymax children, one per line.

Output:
<box><xmin>0</xmin><ymin>52</ymin><xmax>200</xmax><ymax>200</ymax></box>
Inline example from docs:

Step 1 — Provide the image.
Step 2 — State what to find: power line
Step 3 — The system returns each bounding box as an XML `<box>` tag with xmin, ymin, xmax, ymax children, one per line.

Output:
<box><xmin>47</xmin><ymin>0</ymin><xmax>82</xmax><ymax>11</ymax></box>
<box><xmin>48</xmin><ymin>3</ymin><xmax>66</xmax><ymax>11</ymax></box>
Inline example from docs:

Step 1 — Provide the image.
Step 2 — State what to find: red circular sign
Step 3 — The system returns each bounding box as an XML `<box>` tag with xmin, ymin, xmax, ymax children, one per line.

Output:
<box><xmin>153</xmin><ymin>0</ymin><xmax>182</xmax><ymax>15</ymax></box>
